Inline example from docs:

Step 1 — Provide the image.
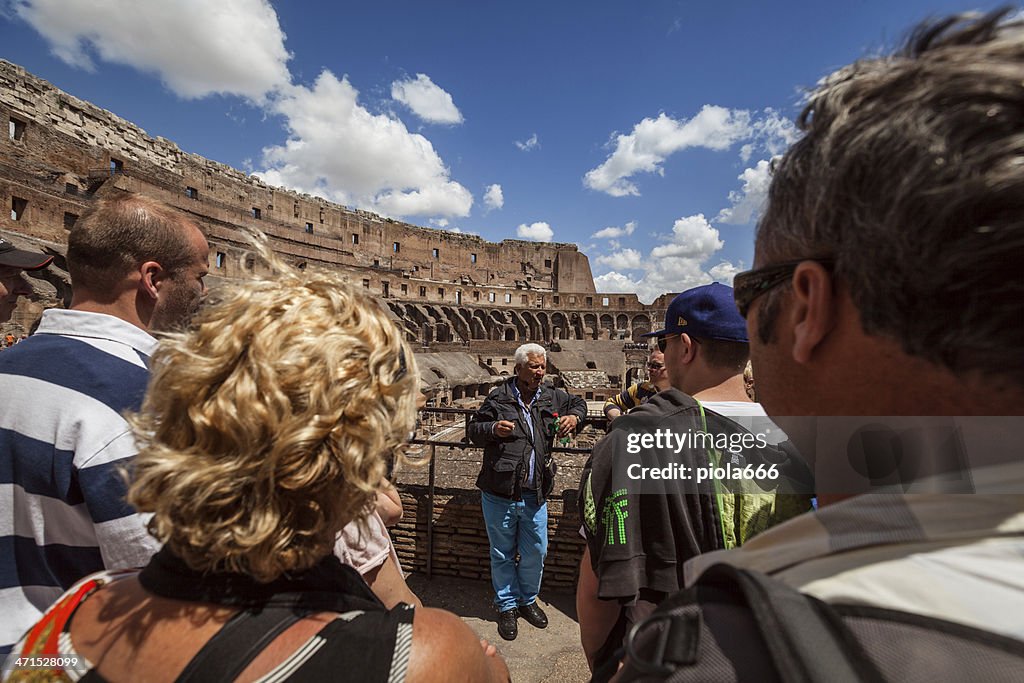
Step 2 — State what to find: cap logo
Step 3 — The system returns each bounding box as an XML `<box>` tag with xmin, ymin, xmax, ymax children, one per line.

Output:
<box><xmin>677</xmin><ymin>316</ymin><xmax>688</xmax><ymax>327</ymax></box>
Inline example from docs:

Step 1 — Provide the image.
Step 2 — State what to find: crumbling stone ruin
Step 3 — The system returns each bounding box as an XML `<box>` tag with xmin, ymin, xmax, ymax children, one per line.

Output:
<box><xmin>0</xmin><ymin>59</ymin><xmax>669</xmax><ymax>400</ymax></box>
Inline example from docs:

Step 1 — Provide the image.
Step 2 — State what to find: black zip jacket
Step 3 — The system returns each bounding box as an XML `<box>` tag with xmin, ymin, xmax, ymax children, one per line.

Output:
<box><xmin>468</xmin><ymin>378</ymin><xmax>587</xmax><ymax>503</ymax></box>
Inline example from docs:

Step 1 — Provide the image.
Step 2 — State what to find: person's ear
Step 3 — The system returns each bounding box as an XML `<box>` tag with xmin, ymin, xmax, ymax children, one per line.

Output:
<box><xmin>789</xmin><ymin>262</ymin><xmax>836</xmax><ymax>364</ymax></box>
<box><xmin>680</xmin><ymin>334</ymin><xmax>698</xmax><ymax>365</ymax></box>
<box><xmin>139</xmin><ymin>260</ymin><xmax>164</xmax><ymax>301</ymax></box>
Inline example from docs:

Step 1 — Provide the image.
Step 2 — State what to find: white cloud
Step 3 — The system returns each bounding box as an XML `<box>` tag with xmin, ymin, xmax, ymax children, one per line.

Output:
<box><xmin>745</xmin><ymin>108</ymin><xmax>798</xmax><ymax>161</ymax></box>
<box><xmin>709</xmin><ymin>261</ymin><xmax>743</xmax><ymax>284</ymax></box>
<box><xmin>584</xmin><ymin>107</ymin><xmax>798</xmax><ymax>197</ymax></box>
<box><xmin>483</xmin><ymin>184</ymin><xmax>504</xmax><ymax>211</ymax></box>
<box><xmin>16</xmin><ymin>0</ymin><xmax>474</xmax><ymax>220</ymax></box>
<box><xmin>595</xmin><ymin>248</ymin><xmax>643</xmax><ymax>271</ymax></box>
<box><xmin>591</xmin><ymin>214</ymin><xmax>729</xmax><ymax>303</ymax></box>
<box><xmin>515</xmin><ymin>133</ymin><xmax>540</xmax><ymax>151</ymax></box>
<box><xmin>584</xmin><ymin>106</ymin><xmax>752</xmax><ymax>197</ymax></box>
<box><xmin>517</xmin><ymin>221</ymin><xmax>553</xmax><ymax>242</ymax></box>
<box><xmin>593</xmin><ymin>271</ymin><xmax>640</xmax><ymax>292</ymax></box>
<box><xmin>257</xmin><ymin>71</ymin><xmax>473</xmax><ymax>219</ymax></box>
<box><xmin>592</xmin><ymin>221</ymin><xmax>637</xmax><ymax>239</ymax></box>
<box><xmin>650</xmin><ymin>215</ymin><xmax>724</xmax><ymax>259</ymax></box>
<box><xmin>430</xmin><ymin>218</ymin><xmax>450</xmax><ymax>228</ymax></box>
<box><xmin>390</xmin><ymin>73</ymin><xmax>463</xmax><ymax>125</ymax></box>
<box><xmin>14</xmin><ymin>0</ymin><xmax>291</xmax><ymax>100</ymax></box>
<box><xmin>715</xmin><ymin>159</ymin><xmax>772</xmax><ymax>225</ymax></box>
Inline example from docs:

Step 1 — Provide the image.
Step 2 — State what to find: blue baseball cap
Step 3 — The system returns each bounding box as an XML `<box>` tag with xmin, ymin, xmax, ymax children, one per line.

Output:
<box><xmin>642</xmin><ymin>283</ymin><xmax>748</xmax><ymax>342</ymax></box>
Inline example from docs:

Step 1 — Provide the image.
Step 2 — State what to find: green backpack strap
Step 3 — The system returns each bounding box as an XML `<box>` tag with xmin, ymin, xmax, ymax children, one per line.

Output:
<box><xmin>696</xmin><ymin>400</ymin><xmax>735</xmax><ymax>549</ymax></box>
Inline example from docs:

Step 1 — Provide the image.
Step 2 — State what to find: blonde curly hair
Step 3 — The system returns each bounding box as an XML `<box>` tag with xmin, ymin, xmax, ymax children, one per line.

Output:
<box><xmin>128</xmin><ymin>243</ymin><xmax>418</xmax><ymax>582</ymax></box>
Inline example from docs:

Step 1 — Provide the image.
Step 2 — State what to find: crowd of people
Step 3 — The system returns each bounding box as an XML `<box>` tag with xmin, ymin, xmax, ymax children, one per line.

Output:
<box><xmin>1</xmin><ymin>8</ymin><xmax>1022</xmax><ymax>682</ymax></box>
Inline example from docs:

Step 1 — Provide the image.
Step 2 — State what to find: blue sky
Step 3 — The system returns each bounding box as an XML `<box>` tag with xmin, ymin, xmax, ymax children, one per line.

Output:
<box><xmin>0</xmin><ymin>1</ymin><xmax>1014</xmax><ymax>301</ymax></box>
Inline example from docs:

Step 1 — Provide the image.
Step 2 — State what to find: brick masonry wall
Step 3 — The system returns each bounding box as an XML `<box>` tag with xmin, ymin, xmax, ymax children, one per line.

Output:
<box><xmin>392</xmin><ymin>487</ymin><xmax>585</xmax><ymax>593</ymax></box>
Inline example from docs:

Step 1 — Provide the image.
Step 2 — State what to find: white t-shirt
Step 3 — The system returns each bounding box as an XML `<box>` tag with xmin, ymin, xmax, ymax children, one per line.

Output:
<box><xmin>699</xmin><ymin>400</ymin><xmax>788</xmax><ymax>445</ymax></box>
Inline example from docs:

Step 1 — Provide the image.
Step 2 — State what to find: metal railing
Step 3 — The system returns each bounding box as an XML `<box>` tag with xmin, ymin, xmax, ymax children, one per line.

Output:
<box><xmin>407</xmin><ymin>406</ymin><xmax>599</xmax><ymax>578</ymax></box>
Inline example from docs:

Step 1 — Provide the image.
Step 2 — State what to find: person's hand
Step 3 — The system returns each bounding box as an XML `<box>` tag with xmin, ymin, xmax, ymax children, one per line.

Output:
<box><xmin>479</xmin><ymin>638</ymin><xmax>498</xmax><ymax>657</ymax></box>
<box><xmin>557</xmin><ymin>414</ymin><xmax>579</xmax><ymax>438</ymax></box>
<box><xmin>604</xmin><ymin>408</ymin><xmax>622</xmax><ymax>424</ymax></box>
<box><xmin>494</xmin><ymin>420</ymin><xmax>515</xmax><ymax>438</ymax></box>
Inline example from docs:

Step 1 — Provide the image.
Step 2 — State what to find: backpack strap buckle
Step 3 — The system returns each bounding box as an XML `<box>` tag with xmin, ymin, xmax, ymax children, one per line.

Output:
<box><xmin>624</xmin><ymin>611</ymin><xmax>702</xmax><ymax>675</ymax></box>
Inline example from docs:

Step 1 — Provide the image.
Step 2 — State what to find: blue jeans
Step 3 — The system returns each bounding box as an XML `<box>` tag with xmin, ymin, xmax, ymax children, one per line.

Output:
<box><xmin>481</xmin><ymin>490</ymin><xmax>548</xmax><ymax>612</ymax></box>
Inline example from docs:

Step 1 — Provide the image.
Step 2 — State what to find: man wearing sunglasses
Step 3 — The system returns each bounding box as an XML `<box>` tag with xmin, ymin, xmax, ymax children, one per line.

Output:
<box><xmin>675</xmin><ymin>9</ymin><xmax>1024</xmax><ymax>677</ymax></box>
<box><xmin>647</xmin><ymin>284</ymin><xmax>768</xmax><ymax>415</ymax></box>
<box><xmin>577</xmin><ymin>283</ymin><xmax>806</xmax><ymax>676</ymax></box>
<box><xmin>602</xmin><ymin>348</ymin><xmax>671</xmax><ymax>425</ymax></box>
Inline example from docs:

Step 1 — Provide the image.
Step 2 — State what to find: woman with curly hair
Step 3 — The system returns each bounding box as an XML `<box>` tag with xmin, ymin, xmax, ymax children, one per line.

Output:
<box><xmin>5</xmin><ymin>247</ymin><xmax>509</xmax><ymax>682</ymax></box>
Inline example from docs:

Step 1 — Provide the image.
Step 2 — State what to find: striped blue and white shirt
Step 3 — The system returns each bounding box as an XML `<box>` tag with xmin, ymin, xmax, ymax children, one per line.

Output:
<box><xmin>0</xmin><ymin>309</ymin><xmax>162</xmax><ymax>654</ymax></box>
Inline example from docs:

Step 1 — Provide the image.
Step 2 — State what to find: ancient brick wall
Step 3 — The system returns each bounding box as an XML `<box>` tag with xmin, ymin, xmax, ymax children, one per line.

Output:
<box><xmin>2</xmin><ymin>58</ymin><xmax>668</xmax><ymax>357</ymax></box>
<box><xmin>391</xmin><ymin>487</ymin><xmax>584</xmax><ymax>592</ymax></box>
<box><xmin>0</xmin><ymin>60</ymin><xmax>601</xmax><ymax>297</ymax></box>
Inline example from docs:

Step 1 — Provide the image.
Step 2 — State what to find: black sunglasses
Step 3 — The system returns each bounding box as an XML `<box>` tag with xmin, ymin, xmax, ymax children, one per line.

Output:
<box><xmin>733</xmin><ymin>258</ymin><xmax>835</xmax><ymax>318</ymax></box>
<box><xmin>656</xmin><ymin>334</ymin><xmax>680</xmax><ymax>353</ymax></box>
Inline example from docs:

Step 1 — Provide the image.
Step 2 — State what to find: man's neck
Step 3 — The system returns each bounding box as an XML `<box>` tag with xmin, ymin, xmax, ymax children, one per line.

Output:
<box><xmin>689</xmin><ymin>374</ymin><xmax>750</xmax><ymax>403</ymax></box>
<box><xmin>70</xmin><ymin>296</ymin><xmax>149</xmax><ymax>332</ymax></box>
<box><xmin>515</xmin><ymin>379</ymin><xmax>537</xmax><ymax>402</ymax></box>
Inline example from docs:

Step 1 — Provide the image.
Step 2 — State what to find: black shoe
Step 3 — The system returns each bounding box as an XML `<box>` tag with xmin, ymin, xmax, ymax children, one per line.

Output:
<box><xmin>497</xmin><ymin>608</ymin><xmax>518</xmax><ymax>640</ymax></box>
<box><xmin>519</xmin><ymin>602</ymin><xmax>548</xmax><ymax>629</ymax></box>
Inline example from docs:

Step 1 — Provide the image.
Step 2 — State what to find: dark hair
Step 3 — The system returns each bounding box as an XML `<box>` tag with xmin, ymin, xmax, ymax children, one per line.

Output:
<box><xmin>68</xmin><ymin>194</ymin><xmax>200</xmax><ymax>291</ymax></box>
<box><xmin>696</xmin><ymin>338</ymin><xmax>749</xmax><ymax>372</ymax></box>
<box><xmin>756</xmin><ymin>8</ymin><xmax>1024</xmax><ymax>387</ymax></box>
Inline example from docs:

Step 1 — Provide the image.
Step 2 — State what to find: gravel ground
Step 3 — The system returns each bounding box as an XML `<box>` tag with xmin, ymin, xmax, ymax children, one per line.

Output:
<box><xmin>407</xmin><ymin>573</ymin><xmax>591</xmax><ymax>682</ymax></box>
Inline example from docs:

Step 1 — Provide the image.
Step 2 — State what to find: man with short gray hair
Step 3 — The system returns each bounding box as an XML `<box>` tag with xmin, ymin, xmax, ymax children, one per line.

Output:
<box><xmin>469</xmin><ymin>342</ymin><xmax>586</xmax><ymax>641</ymax></box>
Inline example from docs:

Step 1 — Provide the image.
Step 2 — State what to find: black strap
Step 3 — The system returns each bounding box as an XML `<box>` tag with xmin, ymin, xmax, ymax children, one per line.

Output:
<box><xmin>622</xmin><ymin>564</ymin><xmax>885</xmax><ymax>682</ymax></box>
<box><xmin>703</xmin><ymin>564</ymin><xmax>882</xmax><ymax>683</ymax></box>
<box><xmin>726</xmin><ymin>568</ymin><xmax>857</xmax><ymax>682</ymax></box>
<box><xmin>174</xmin><ymin>604</ymin><xmax>305</xmax><ymax>683</ymax></box>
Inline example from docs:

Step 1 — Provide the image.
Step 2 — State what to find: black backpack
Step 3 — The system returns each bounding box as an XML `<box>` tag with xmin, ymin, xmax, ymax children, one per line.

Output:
<box><xmin>613</xmin><ymin>563</ymin><xmax>1024</xmax><ymax>683</ymax></box>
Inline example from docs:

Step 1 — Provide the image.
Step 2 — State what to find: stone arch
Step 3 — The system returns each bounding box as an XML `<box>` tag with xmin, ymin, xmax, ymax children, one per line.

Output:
<box><xmin>423</xmin><ymin>305</ymin><xmax>443</xmax><ymax>326</ymax></box>
<box><xmin>551</xmin><ymin>312</ymin><xmax>568</xmax><ymax>340</ymax></box>
<box><xmin>535</xmin><ymin>312</ymin><xmax>551</xmax><ymax>342</ymax></box>
<box><xmin>510</xmin><ymin>311</ymin><xmax>529</xmax><ymax>341</ymax></box>
<box><xmin>441</xmin><ymin>305</ymin><xmax>469</xmax><ymax>341</ymax></box>
<box><xmin>473</xmin><ymin>309</ymin><xmax>494</xmax><ymax>340</ymax></box>
<box><xmin>488</xmin><ymin>309</ymin><xmax>506</xmax><ymax>341</ymax></box>
<box><xmin>631</xmin><ymin>314</ymin><xmax>652</xmax><ymax>341</ymax></box>
<box><xmin>616</xmin><ymin>313</ymin><xmax>629</xmax><ymax>330</ymax></box>
<box><xmin>457</xmin><ymin>307</ymin><xmax>476</xmax><ymax>337</ymax></box>
<box><xmin>470</xmin><ymin>316</ymin><xmax>486</xmax><ymax>339</ymax></box>
<box><xmin>520</xmin><ymin>310</ymin><xmax>541</xmax><ymax>341</ymax></box>
<box><xmin>569</xmin><ymin>313</ymin><xmax>585</xmax><ymax>340</ymax></box>
<box><xmin>584</xmin><ymin>313</ymin><xmax>598</xmax><ymax>340</ymax></box>
<box><xmin>600</xmin><ymin>314</ymin><xmax>615</xmax><ymax>338</ymax></box>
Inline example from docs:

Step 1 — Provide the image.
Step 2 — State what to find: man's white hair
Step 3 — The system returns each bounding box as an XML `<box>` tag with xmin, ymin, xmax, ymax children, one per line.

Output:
<box><xmin>514</xmin><ymin>343</ymin><xmax>547</xmax><ymax>366</ymax></box>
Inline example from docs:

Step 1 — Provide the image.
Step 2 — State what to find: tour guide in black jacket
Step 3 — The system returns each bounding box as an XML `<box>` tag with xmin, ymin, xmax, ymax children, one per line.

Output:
<box><xmin>468</xmin><ymin>343</ymin><xmax>587</xmax><ymax>641</ymax></box>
